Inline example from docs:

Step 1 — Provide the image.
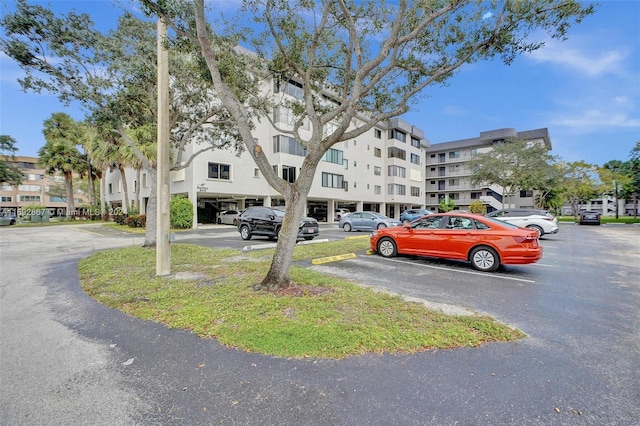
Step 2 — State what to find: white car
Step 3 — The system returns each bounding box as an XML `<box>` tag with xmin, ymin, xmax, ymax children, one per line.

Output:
<box><xmin>217</xmin><ymin>210</ymin><xmax>241</xmax><ymax>225</ymax></box>
<box><xmin>486</xmin><ymin>208</ymin><xmax>558</xmax><ymax>237</ymax></box>
<box><xmin>334</xmin><ymin>209</ymin><xmax>351</xmax><ymax>221</ymax></box>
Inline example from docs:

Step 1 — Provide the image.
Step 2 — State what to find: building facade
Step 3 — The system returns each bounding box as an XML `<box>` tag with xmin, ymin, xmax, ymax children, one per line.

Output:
<box><xmin>102</xmin><ymin>116</ymin><xmax>429</xmax><ymax>226</ymax></box>
<box><xmin>425</xmin><ymin>128</ymin><xmax>552</xmax><ymax>212</ymax></box>
<box><xmin>0</xmin><ymin>156</ymin><xmax>89</xmax><ymax>218</ymax></box>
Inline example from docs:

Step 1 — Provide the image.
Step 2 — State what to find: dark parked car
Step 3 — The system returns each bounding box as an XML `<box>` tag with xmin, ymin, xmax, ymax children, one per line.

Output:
<box><xmin>237</xmin><ymin>206</ymin><xmax>319</xmax><ymax>241</ymax></box>
<box><xmin>399</xmin><ymin>208</ymin><xmax>433</xmax><ymax>224</ymax></box>
<box><xmin>579</xmin><ymin>210</ymin><xmax>601</xmax><ymax>225</ymax></box>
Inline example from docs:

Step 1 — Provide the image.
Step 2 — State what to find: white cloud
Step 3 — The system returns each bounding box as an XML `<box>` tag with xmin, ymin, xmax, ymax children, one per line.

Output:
<box><xmin>527</xmin><ymin>36</ymin><xmax>628</xmax><ymax>78</ymax></box>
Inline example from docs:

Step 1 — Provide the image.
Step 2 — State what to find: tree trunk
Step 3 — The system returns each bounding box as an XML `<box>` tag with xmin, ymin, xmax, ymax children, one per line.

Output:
<box><xmin>143</xmin><ymin>168</ymin><xmax>157</xmax><ymax>247</ymax></box>
<box><xmin>256</xmin><ymin>181</ymin><xmax>311</xmax><ymax>291</ymax></box>
<box><xmin>100</xmin><ymin>167</ymin><xmax>106</xmax><ymax>217</ymax></box>
<box><xmin>118</xmin><ymin>165</ymin><xmax>131</xmax><ymax>214</ymax></box>
<box><xmin>65</xmin><ymin>171</ymin><xmax>75</xmax><ymax>219</ymax></box>
<box><xmin>135</xmin><ymin>168</ymin><xmax>141</xmax><ymax>212</ymax></box>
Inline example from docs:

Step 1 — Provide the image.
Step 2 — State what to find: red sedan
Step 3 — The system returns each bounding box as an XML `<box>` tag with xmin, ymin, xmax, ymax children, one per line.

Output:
<box><xmin>369</xmin><ymin>212</ymin><xmax>542</xmax><ymax>272</ymax></box>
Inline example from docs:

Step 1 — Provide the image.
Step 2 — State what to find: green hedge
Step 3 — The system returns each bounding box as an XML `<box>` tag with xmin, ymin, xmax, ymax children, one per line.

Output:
<box><xmin>170</xmin><ymin>196</ymin><xmax>193</xmax><ymax>229</ymax></box>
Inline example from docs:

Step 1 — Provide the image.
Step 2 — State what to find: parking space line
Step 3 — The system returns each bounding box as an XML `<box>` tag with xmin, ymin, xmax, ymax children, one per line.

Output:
<box><xmin>74</xmin><ymin>228</ymin><xmax>106</xmax><ymax>236</ymax></box>
<box><xmin>377</xmin><ymin>257</ymin><xmax>537</xmax><ymax>283</ymax></box>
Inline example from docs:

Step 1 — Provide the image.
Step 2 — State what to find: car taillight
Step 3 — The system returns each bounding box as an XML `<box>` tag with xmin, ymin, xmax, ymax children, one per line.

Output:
<box><xmin>513</xmin><ymin>235</ymin><xmax>537</xmax><ymax>244</ymax></box>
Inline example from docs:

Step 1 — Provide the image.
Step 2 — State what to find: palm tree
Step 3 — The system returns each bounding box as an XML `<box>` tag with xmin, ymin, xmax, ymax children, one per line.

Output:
<box><xmin>121</xmin><ymin>124</ymin><xmax>157</xmax><ymax>213</ymax></box>
<box><xmin>39</xmin><ymin>113</ymin><xmax>86</xmax><ymax>218</ymax></box>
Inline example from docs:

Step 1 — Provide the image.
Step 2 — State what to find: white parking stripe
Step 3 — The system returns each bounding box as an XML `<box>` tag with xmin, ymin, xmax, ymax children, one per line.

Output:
<box><xmin>375</xmin><ymin>256</ymin><xmax>537</xmax><ymax>283</ymax></box>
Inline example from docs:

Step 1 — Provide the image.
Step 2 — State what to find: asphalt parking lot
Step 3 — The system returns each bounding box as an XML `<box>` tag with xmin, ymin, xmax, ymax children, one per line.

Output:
<box><xmin>1</xmin><ymin>222</ymin><xmax>639</xmax><ymax>425</ymax></box>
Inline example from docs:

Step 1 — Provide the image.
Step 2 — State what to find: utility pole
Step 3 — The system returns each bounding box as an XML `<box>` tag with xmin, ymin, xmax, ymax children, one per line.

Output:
<box><xmin>156</xmin><ymin>17</ymin><xmax>171</xmax><ymax>276</ymax></box>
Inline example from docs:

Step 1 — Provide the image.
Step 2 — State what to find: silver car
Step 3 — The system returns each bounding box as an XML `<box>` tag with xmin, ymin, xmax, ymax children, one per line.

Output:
<box><xmin>217</xmin><ymin>210</ymin><xmax>241</xmax><ymax>225</ymax></box>
<box><xmin>338</xmin><ymin>211</ymin><xmax>401</xmax><ymax>232</ymax></box>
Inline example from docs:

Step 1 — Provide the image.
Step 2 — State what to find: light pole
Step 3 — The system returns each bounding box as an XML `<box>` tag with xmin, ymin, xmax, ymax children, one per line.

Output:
<box><xmin>156</xmin><ymin>17</ymin><xmax>171</xmax><ymax>276</ymax></box>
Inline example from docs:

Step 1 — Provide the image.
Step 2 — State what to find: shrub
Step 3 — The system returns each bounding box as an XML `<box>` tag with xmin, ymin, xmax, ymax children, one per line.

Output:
<box><xmin>125</xmin><ymin>214</ymin><xmax>147</xmax><ymax>228</ymax></box>
<box><xmin>170</xmin><ymin>196</ymin><xmax>193</xmax><ymax>229</ymax></box>
<box><xmin>469</xmin><ymin>200</ymin><xmax>487</xmax><ymax>215</ymax></box>
<box><xmin>113</xmin><ymin>214</ymin><xmax>127</xmax><ymax>225</ymax></box>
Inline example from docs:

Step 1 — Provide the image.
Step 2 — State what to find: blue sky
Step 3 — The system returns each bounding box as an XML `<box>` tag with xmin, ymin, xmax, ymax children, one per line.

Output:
<box><xmin>1</xmin><ymin>0</ymin><xmax>638</xmax><ymax>166</ymax></box>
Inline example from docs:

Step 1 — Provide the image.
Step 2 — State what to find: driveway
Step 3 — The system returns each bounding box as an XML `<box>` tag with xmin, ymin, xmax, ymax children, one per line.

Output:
<box><xmin>1</xmin><ymin>223</ymin><xmax>638</xmax><ymax>425</ymax></box>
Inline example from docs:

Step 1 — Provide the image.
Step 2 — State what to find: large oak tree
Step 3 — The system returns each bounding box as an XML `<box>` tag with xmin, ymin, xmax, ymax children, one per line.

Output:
<box><xmin>149</xmin><ymin>0</ymin><xmax>593</xmax><ymax>290</ymax></box>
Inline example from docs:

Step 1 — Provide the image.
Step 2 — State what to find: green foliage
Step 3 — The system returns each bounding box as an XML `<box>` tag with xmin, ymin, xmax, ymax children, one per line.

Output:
<box><xmin>469</xmin><ymin>138</ymin><xmax>558</xmax><ymax>207</ymax></box>
<box><xmin>439</xmin><ymin>197</ymin><xmax>456</xmax><ymax>212</ymax></box>
<box><xmin>0</xmin><ymin>135</ymin><xmax>23</xmax><ymax>185</ymax></box>
<box><xmin>469</xmin><ymin>200</ymin><xmax>487</xmax><ymax>215</ymax></box>
<box><xmin>78</xmin><ymin>243</ymin><xmax>525</xmax><ymax>359</ymax></box>
<box><xmin>170</xmin><ymin>196</ymin><xmax>193</xmax><ymax>229</ymax></box>
<box><xmin>125</xmin><ymin>214</ymin><xmax>146</xmax><ymax>228</ymax></box>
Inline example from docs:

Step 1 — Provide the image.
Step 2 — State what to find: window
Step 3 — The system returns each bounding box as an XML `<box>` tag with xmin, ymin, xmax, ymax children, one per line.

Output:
<box><xmin>388</xmin><ymin>184</ymin><xmax>406</xmax><ymax>195</ymax></box>
<box><xmin>322</xmin><ymin>148</ymin><xmax>344</xmax><ymax>165</ymax></box>
<box><xmin>321</xmin><ymin>172</ymin><xmax>344</xmax><ymax>189</ymax></box>
<box><xmin>438</xmin><ymin>167</ymin><xmax>446</xmax><ymax>176</ymax></box>
<box><xmin>448</xmin><ymin>179</ymin><xmax>459</xmax><ymax>187</ymax></box>
<box><xmin>374</xmin><ymin>166</ymin><xmax>381</xmax><ymax>176</ymax></box>
<box><xmin>449</xmin><ymin>151</ymin><xmax>460</xmax><ymax>159</ymax></box>
<box><xmin>448</xmin><ymin>193</ymin><xmax>460</xmax><ymax>200</ymax></box>
<box><xmin>142</xmin><ymin>173</ymin><xmax>148</xmax><ymax>188</ymax></box>
<box><xmin>388</xmin><ymin>165</ymin><xmax>406</xmax><ymax>178</ymax></box>
<box><xmin>274</xmin><ymin>78</ymin><xmax>303</xmax><ymax>99</ymax></box>
<box><xmin>449</xmin><ymin>164</ymin><xmax>460</xmax><ymax>173</ymax></box>
<box><xmin>1</xmin><ymin>196</ymin><xmax>12</xmax><ymax>202</ymax></box>
<box><xmin>18</xmin><ymin>185</ymin><xmax>40</xmax><ymax>192</ymax></box>
<box><xmin>471</xmin><ymin>192</ymin><xmax>482</xmax><ymax>199</ymax></box>
<box><xmin>438</xmin><ymin>153</ymin><xmax>445</xmax><ymax>163</ymax></box>
<box><xmin>282</xmin><ymin>165</ymin><xmax>296</xmax><ymax>183</ymax></box>
<box><xmin>374</xmin><ymin>148</ymin><xmax>381</xmax><ymax>158</ymax></box>
<box><xmin>520</xmin><ymin>190</ymin><xmax>533</xmax><ymax>197</ymax></box>
<box><xmin>50</xmin><ymin>196</ymin><xmax>65</xmax><ymax>202</ymax></box>
<box><xmin>411</xmin><ymin>137</ymin><xmax>421</xmax><ymax>148</ymax></box>
<box><xmin>411</xmin><ymin>186</ymin><xmax>421</xmax><ymax>197</ymax></box>
<box><xmin>390</xmin><ymin>129</ymin><xmax>406</xmax><ymax>142</ymax></box>
<box><xmin>0</xmin><ymin>185</ymin><xmax>13</xmax><ymax>191</ymax></box>
<box><xmin>374</xmin><ymin>185</ymin><xmax>382</xmax><ymax>195</ymax></box>
<box><xmin>208</xmin><ymin>162</ymin><xmax>231</xmax><ymax>180</ymax></box>
<box><xmin>273</xmin><ymin>106</ymin><xmax>309</xmax><ymax>129</ymax></box>
<box><xmin>254</xmin><ymin>168</ymin><xmax>260</xmax><ymax>178</ymax></box>
<box><xmin>410</xmin><ymin>153</ymin><xmax>420</xmax><ymax>165</ymax></box>
<box><xmin>438</xmin><ymin>180</ymin><xmax>445</xmax><ymax>190</ymax></box>
<box><xmin>108</xmin><ymin>183</ymin><xmax>113</xmax><ymax>195</ymax></box>
<box><xmin>19</xmin><ymin>195</ymin><xmax>41</xmax><ymax>202</ymax></box>
<box><xmin>374</xmin><ymin>129</ymin><xmax>382</xmax><ymax>139</ymax></box>
<box><xmin>273</xmin><ymin>135</ymin><xmax>306</xmax><ymax>157</ymax></box>
<box><xmin>387</xmin><ymin>147</ymin><xmax>406</xmax><ymax>160</ymax></box>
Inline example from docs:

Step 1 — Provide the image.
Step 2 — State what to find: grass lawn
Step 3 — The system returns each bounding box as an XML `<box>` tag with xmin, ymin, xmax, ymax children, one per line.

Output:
<box><xmin>78</xmin><ymin>240</ymin><xmax>525</xmax><ymax>359</ymax></box>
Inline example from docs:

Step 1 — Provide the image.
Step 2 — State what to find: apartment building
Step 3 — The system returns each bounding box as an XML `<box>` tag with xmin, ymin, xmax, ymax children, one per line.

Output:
<box><xmin>425</xmin><ymin>128</ymin><xmax>552</xmax><ymax>212</ymax></box>
<box><xmin>102</xmin><ymin>114</ymin><xmax>429</xmax><ymax>226</ymax></box>
<box><xmin>0</xmin><ymin>156</ymin><xmax>88</xmax><ymax>218</ymax></box>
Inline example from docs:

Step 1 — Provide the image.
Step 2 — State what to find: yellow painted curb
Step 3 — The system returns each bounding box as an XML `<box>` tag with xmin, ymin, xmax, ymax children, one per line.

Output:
<box><xmin>311</xmin><ymin>252</ymin><xmax>357</xmax><ymax>265</ymax></box>
<box><xmin>344</xmin><ymin>235</ymin><xmax>370</xmax><ymax>240</ymax></box>
<box><xmin>365</xmin><ymin>249</ymin><xmax>375</xmax><ymax>255</ymax></box>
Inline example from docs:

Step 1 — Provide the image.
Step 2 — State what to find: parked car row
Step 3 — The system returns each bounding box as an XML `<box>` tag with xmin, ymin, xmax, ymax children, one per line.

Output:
<box><xmin>369</xmin><ymin>212</ymin><xmax>543</xmax><ymax>272</ymax></box>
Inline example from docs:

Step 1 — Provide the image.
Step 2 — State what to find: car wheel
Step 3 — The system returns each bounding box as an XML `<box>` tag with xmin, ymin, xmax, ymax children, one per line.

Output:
<box><xmin>377</xmin><ymin>237</ymin><xmax>397</xmax><ymax>258</ymax></box>
<box><xmin>402</xmin><ymin>219</ymin><xmax>410</xmax><ymax>225</ymax></box>
<box><xmin>470</xmin><ymin>246</ymin><xmax>499</xmax><ymax>272</ymax></box>
<box><xmin>376</xmin><ymin>223</ymin><xmax>387</xmax><ymax>229</ymax></box>
<box><xmin>10</xmin><ymin>219</ymin><xmax>16</xmax><ymax>225</ymax></box>
<box><xmin>526</xmin><ymin>224</ymin><xmax>544</xmax><ymax>237</ymax></box>
<box><xmin>233</xmin><ymin>219</ymin><xmax>238</xmax><ymax>226</ymax></box>
<box><xmin>239</xmin><ymin>225</ymin><xmax>252</xmax><ymax>240</ymax></box>
<box><xmin>217</xmin><ymin>218</ymin><xmax>222</xmax><ymax>224</ymax></box>
<box><xmin>343</xmin><ymin>223</ymin><xmax>352</xmax><ymax>232</ymax></box>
